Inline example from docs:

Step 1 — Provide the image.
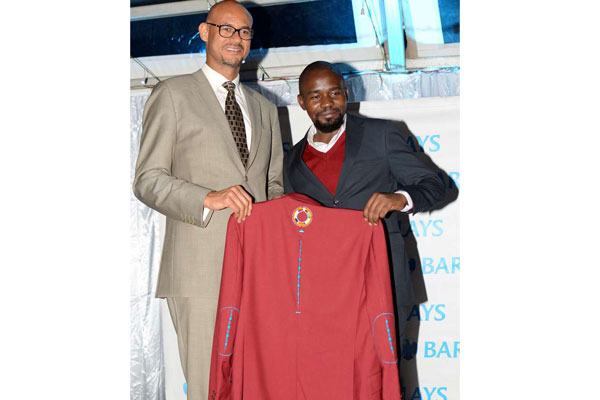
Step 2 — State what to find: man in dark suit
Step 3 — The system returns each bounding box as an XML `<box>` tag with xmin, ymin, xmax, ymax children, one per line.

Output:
<box><xmin>283</xmin><ymin>61</ymin><xmax>446</xmax><ymax>344</ymax></box>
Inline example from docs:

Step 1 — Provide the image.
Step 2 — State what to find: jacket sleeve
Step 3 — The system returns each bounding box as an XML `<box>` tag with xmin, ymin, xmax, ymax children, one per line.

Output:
<box><xmin>208</xmin><ymin>216</ymin><xmax>245</xmax><ymax>399</ymax></box>
<box><xmin>266</xmin><ymin>103</ymin><xmax>285</xmax><ymax>199</ymax></box>
<box><xmin>364</xmin><ymin>224</ymin><xmax>402</xmax><ymax>399</ymax></box>
<box><xmin>132</xmin><ymin>81</ymin><xmax>215</xmax><ymax>227</ymax></box>
<box><xmin>385</xmin><ymin>120</ymin><xmax>446</xmax><ymax>214</ymax></box>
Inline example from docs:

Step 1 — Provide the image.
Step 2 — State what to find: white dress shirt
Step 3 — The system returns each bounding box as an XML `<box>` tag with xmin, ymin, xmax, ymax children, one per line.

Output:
<box><xmin>306</xmin><ymin>115</ymin><xmax>348</xmax><ymax>153</ymax></box>
<box><xmin>305</xmin><ymin>115</ymin><xmax>414</xmax><ymax>212</ymax></box>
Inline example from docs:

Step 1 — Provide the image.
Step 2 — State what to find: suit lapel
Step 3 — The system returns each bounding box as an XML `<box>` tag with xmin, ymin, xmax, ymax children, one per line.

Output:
<box><xmin>291</xmin><ymin>135</ymin><xmax>333</xmax><ymax>199</ymax></box>
<box><xmin>335</xmin><ymin>114</ymin><xmax>365</xmax><ymax>197</ymax></box>
<box><xmin>191</xmin><ymin>69</ymin><xmax>246</xmax><ymax>174</ymax></box>
<box><xmin>241</xmin><ymin>85</ymin><xmax>262</xmax><ymax>171</ymax></box>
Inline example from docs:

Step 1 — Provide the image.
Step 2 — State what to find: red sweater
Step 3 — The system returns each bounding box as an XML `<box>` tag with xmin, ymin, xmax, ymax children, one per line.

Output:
<box><xmin>302</xmin><ymin>131</ymin><xmax>346</xmax><ymax>196</ymax></box>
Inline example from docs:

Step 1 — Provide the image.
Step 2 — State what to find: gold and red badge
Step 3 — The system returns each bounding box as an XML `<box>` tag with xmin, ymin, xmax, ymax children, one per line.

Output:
<box><xmin>292</xmin><ymin>206</ymin><xmax>313</xmax><ymax>228</ymax></box>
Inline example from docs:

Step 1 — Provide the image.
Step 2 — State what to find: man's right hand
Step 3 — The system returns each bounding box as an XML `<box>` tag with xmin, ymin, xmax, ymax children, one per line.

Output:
<box><xmin>204</xmin><ymin>186</ymin><xmax>253</xmax><ymax>223</ymax></box>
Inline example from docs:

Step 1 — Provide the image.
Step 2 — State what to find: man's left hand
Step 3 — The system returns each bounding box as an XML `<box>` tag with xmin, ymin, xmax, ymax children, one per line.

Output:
<box><xmin>363</xmin><ymin>193</ymin><xmax>408</xmax><ymax>225</ymax></box>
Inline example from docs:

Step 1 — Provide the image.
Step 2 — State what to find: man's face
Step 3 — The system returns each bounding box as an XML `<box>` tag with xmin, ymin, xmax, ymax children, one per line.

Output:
<box><xmin>200</xmin><ymin>3</ymin><xmax>252</xmax><ymax>70</ymax></box>
<box><xmin>298</xmin><ymin>69</ymin><xmax>348</xmax><ymax>133</ymax></box>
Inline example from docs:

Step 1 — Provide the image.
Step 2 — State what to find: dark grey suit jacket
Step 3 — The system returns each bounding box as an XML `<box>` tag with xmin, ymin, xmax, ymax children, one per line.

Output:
<box><xmin>283</xmin><ymin>113</ymin><xmax>446</xmax><ymax>306</ymax></box>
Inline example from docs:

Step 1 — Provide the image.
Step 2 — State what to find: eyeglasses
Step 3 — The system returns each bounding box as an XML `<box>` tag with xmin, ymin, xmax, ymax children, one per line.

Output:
<box><xmin>206</xmin><ymin>22</ymin><xmax>254</xmax><ymax>40</ymax></box>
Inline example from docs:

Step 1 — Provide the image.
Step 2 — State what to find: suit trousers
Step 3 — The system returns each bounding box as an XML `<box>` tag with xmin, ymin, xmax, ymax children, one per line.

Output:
<box><xmin>396</xmin><ymin>304</ymin><xmax>410</xmax><ymax>358</ymax></box>
<box><xmin>167</xmin><ymin>297</ymin><xmax>219</xmax><ymax>400</ymax></box>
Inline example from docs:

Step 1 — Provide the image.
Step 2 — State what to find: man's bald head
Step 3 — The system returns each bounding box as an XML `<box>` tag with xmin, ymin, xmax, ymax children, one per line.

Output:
<box><xmin>298</xmin><ymin>61</ymin><xmax>345</xmax><ymax>96</ymax></box>
<box><xmin>199</xmin><ymin>0</ymin><xmax>253</xmax><ymax>79</ymax></box>
<box><xmin>207</xmin><ymin>0</ymin><xmax>253</xmax><ymax>25</ymax></box>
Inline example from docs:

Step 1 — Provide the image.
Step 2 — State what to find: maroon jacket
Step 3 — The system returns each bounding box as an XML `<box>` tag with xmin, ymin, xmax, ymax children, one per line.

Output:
<box><xmin>209</xmin><ymin>193</ymin><xmax>401</xmax><ymax>400</ymax></box>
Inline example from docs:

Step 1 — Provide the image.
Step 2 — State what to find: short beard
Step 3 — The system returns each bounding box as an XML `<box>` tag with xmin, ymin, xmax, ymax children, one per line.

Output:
<box><xmin>314</xmin><ymin>112</ymin><xmax>344</xmax><ymax>133</ymax></box>
<box><xmin>221</xmin><ymin>58</ymin><xmax>242</xmax><ymax>68</ymax></box>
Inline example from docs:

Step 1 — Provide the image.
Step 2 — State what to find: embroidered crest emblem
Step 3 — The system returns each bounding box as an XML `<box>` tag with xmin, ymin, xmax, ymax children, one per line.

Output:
<box><xmin>292</xmin><ymin>206</ymin><xmax>312</xmax><ymax>228</ymax></box>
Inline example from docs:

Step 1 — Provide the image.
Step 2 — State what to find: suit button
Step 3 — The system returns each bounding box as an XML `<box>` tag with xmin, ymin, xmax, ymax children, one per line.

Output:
<box><xmin>333</xmin><ymin>199</ymin><xmax>340</xmax><ymax>206</ymax></box>
<box><xmin>243</xmin><ymin>176</ymin><xmax>248</xmax><ymax>182</ymax></box>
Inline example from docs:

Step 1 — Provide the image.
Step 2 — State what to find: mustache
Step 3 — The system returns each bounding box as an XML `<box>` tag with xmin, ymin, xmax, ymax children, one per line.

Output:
<box><xmin>316</xmin><ymin>108</ymin><xmax>342</xmax><ymax>118</ymax></box>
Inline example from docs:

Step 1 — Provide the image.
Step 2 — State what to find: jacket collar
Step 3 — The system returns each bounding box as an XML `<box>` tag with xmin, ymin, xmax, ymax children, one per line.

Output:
<box><xmin>335</xmin><ymin>113</ymin><xmax>365</xmax><ymax>196</ymax></box>
<box><xmin>290</xmin><ymin>113</ymin><xmax>366</xmax><ymax>198</ymax></box>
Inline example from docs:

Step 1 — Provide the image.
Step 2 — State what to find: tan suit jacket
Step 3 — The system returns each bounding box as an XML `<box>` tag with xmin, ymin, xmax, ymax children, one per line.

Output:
<box><xmin>134</xmin><ymin>69</ymin><xmax>284</xmax><ymax>299</ymax></box>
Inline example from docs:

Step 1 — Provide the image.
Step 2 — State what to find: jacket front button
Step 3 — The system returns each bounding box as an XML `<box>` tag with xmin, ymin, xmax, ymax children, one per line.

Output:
<box><xmin>333</xmin><ymin>199</ymin><xmax>340</xmax><ymax>206</ymax></box>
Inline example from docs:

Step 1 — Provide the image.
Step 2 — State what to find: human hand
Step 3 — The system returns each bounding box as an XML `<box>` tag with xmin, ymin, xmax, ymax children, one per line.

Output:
<box><xmin>204</xmin><ymin>186</ymin><xmax>253</xmax><ymax>223</ymax></box>
<box><xmin>363</xmin><ymin>193</ymin><xmax>408</xmax><ymax>226</ymax></box>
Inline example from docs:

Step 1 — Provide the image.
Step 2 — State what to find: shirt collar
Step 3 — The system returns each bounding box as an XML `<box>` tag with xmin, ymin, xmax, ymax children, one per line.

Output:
<box><xmin>306</xmin><ymin>114</ymin><xmax>347</xmax><ymax>153</ymax></box>
<box><xmin>202</xmin><ymin>63</ymin><xmax>241</xmax><ymax>93</ymax></box>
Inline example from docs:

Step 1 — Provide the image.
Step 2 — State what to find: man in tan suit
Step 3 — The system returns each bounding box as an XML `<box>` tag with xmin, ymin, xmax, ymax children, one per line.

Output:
<box><xmin>133</xmin><ymin>1</ymin><xmax>284</xmax><ymax>399</ymax></box>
